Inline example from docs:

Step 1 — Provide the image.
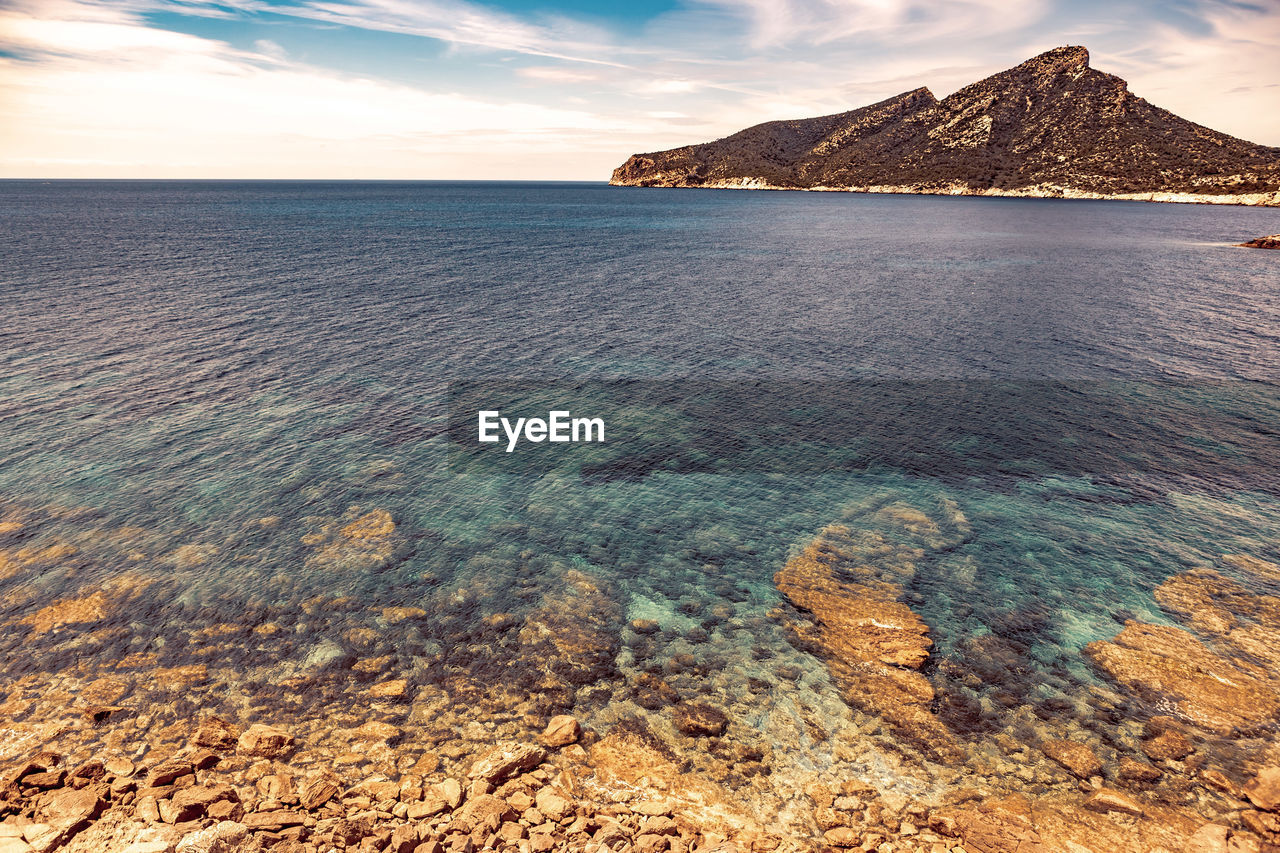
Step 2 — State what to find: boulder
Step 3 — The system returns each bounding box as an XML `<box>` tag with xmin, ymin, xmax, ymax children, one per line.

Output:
<box><xmin>193</xmin><ymin>717</ymin><xmax>240</xmax><ymax>752</ymax></box>
<box><xmin>299</xmin><ymin>773</ymin><xmax>340</xmax><ymax>810</ymax></box>
<box><xmin>535</xmin><ymin>788</ymin><xmax>572</xmax><ymax>822</ymax></box>
<box><xmin>1143</xmin><ymin>730</ymin><xmax>1194</xmax><ymax>762</ymax></box>
<box><xmin>175</xmin><ymin>821</ymin><xmax>249</xmax><ymax>853</ymax></box>
<box><xmin>467</xmin><ymin>743</ymin><xmax>545</xmax><ymax>784</ymax></box>
<box><xmin>1117</xmin><ymin>757</ymin><xmax>1162</xmax><ymax>784</ymax></box>
<box><xmin>236</xmin><ymin>723</ymin><xmax>295</xmax><ymax>758</ymax></box>
<box><xmin>540</xmin><ymin>715</ymin><xmax>581</xmax><ymax>747</ymax></box>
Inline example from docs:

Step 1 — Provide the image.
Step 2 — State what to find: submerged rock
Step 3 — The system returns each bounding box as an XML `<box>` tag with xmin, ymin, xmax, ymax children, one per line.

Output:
<box><xmin>235</xmin><ymin>723</ymin><xmax>294</xmax><ymax>758</ymax></box>
<box><xmin>303</xmin><ymin>507</ymin><xmax>398</xmax><ymax>572</ymax></box>
<box><xmin>774</xmin><ymin>523</ymin><xmax>964</xmax><ymax>763</ymax></box>
<box><xmin>672</xmin><ymin>702</ymin><xmax>728</xmax><ymax>738</ymax></box>
<box><xmin>1040</xmin><ymin>739</ymin><xmax>1103</xmax><ymax>779</ymax></box>
<box><xmin>1083</xmin><ymin>621</ymin><xmax>1280</xmax><ymax>734</ymax></box>
<box><xmin>519</xmin><ymin>570</ymin><xmax>622</xmax><ymax>688</ymax></box>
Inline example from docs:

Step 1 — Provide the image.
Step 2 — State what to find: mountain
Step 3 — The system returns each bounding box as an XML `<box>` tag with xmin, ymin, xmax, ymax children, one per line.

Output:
<box><xmin>610</xmin><ymin>47</ymin><xmax>1280</xmax><ymax>205</ymax></box>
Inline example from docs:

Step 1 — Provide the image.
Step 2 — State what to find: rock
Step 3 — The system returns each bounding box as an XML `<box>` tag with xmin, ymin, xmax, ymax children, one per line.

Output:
<box><xmin>145</xmin><ymin>760</ymin><xmax>193</xmax><ymax>788</ymax></box>
<box><xmin>434</xmin><ymin>778</ymin><xmax>464</xmax><ymax>809</ymax></box>
<box><xmin>822</xmin><ymin>827</ymin><xmax>862</xmax><ymax>848</ymax></box>
<box><xmin>21</xmin><ymin>591</ymin><xmax>111</xmax><ymax>634</ymax></box>
<box><xmin>1117</xmin><ymin>757</ymin><xmax>1161</xmax><ymax>784</ymax></box>
<box><xmin>369</xmin><ymin>679</ymin><xmax>409</xmax><ymax>700</ymax></box>
<box><xmin>633</xmin><ymin>835</ymin><xmax>669</xmax><ymax>853</ymax></box>
<box><xmin>518</xmin><ymin>570</ymin><xmax>623</xmax><ymax>686</ymax></box>
<box><xmin>456</xmin><ymin>794</ymin><xmax>515</xmax><ymax>828</ymax></box>
<box><xmin>1239</xmin><ymin>235</ymin><xmax>1280</xmax><ymax>250</ymax></box>
<box><xmin>631</xmin><ymin>800</ymin><xmax>674</xmax><ymax>816</ymax></box>
<box><xmin>166</xmin><ymin>785</ymin><xmax>238</xmax><ymax>822</ymax></box>
<box><xmin>341</xmin><ymin>509</ymin><xmax>395</xmax><ymax>539</ymax></box>
<box><xmin>193</xmin><ymin>717</ymin><xmax>239</xmax><ymax>752</ymax></box>
<box><xmin>673</xmin><ymin>702</ymin><xmax>728</xmax><ymax>737</ymax></box>
<box><xmin>774</xmin><ymin>523</ymin><xmax>964</xmax><ymax>763</ymax></box>
<box><xmin>241</xmin><ymin>810</ymin><xmax>305</xmax><ymax>830</ymax></box>
<box><xmin>38</xmin><ymin>787</ymin><xmax>104</xmax><ymax>827</ymax></box>
<box><xmin>236</xmin><ymin>723</ymin><xmax>295</xmax><ymax>758</ymax></box>
<box><xmin>0</xmin><ymin>839</ymin><xmax>32</xmax><ymax>853</ymax></box>
<box><xmin>1041</xmin><ymin>740</ymin><xmax>1103</xmax><ymax>779</ymax></box>
<box><xmin>1143</xmin><ymin>730</ymin><xmax>1194</xmax><ymax>762</ymax></box>
<box><xmin>954</xmin><ymin>806</ymin><xmax>1045</xmax><ymax>853</ymax></box>
<box><xmin>104</xmin><ymin>758</ymin><xmax>135</xmax><ymax>777</ymax></box>
<box><xmin>641</xmin><ymin>816</ymin><xmax>678</xmax><ymax>836</ymax></box>
<box><xmin>535</xmin><ymin>789</ymin><xmax>572</xmax><ymax>822</ymax></box>
<box><xmin>302</xmin><ymin>638</ymin><xmax>352</xmax><ymax>671</ymax></box>
<box><xmin>1244</xmin><ymin>767</ymin><xmax>1280</xmax><ymax>811</ymax></box>
<box><xmin>32</xmin><ymin>787</ymin><xmax>104</xmax><ymax>849</ymax></box>
<box><xmin>1083</xmin><ymin>621</ymin><xmax>1280</xmax><ymax>734</ymax></box>
<box><xmin>467</xmin><ymin>743</ymin><xmax>545</xmax><ymax>784</ymax></box>
<box><xmin>299</xmin><ymin>773</ymin><xmax>340</xmax><ymax>810</ymax></box>
<box><xmin>631</xmin><ymin>619</ymin><xmax>661</xmax><ymax>635</ymax></box>
<box><xmin>135</xmin><ymin>796</ymin><xmax>161</xmax><ymax>823</ymax></box>
<box><xmin>1185</xmin><ymin>824</ymin><xmax>1229</xmax><ymax>853</ymax></box>
<box><xmin>175</xmin><ymin>821</ymin><xmax>248</xmax><ymax>853</ymax></box>
<box><xmin>1242</xmin><ymin>810</ymin><xmax>1280</xmax><ymax>837</ymax></box>
<box><xmin>304</xmin><ymin>508</ymin><xmax>396</xmax><ymax>572</ymax></box>
<box><xmin>1083</xmin><ymin>788</ymin><xmax>1145</xmax><ymax>817</ymax></box>
<box><xmin>540</xmin><ymin>715</ymin><xmax>581</xmax><ymax>747</ymax></box>
<box><xmin>387</xmin><ymin>824</ymin><xmax>417</xmax><ymax>853</ymax></box>
<box><xmin>349</xmin><ymin>720</ymin><xmax>402</xmax><ymax>743</ymax></box>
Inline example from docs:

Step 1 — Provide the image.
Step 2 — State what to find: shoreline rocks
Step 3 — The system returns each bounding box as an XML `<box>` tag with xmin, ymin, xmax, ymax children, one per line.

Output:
<box><xmin>1239</xmin><ymin>234</ymin><xmax>1280</xmax><ymax>249</ymax></box>
<box><xmin>774</xmin><ymin>523</ymin><xmax>964</xmax><ymax>764</ymax></box>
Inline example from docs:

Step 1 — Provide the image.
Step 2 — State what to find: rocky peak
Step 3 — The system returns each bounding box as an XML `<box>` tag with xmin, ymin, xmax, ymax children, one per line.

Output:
<box><xmin>1018</xmin><ymin>45</ymin><xmax>1090</xmax><ymax>76</ymax></box>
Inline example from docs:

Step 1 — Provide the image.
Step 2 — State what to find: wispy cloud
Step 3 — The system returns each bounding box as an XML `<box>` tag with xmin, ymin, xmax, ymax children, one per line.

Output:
<box><xmin>0</xmin><ymin>0</ymin><xmax>1277</xmax><ymax>179</ymax></box>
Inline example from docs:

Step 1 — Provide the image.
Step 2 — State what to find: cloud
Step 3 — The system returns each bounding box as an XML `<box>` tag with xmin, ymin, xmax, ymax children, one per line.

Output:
<box><xmin>0</xmin><ymin>0</ymin><xmax>1276</xmax><ymax>179</ymax></box>
<box><xmin>0</xmin><ymin>0</ymin><xmax>649</xmax><ymax>178</ymax></box>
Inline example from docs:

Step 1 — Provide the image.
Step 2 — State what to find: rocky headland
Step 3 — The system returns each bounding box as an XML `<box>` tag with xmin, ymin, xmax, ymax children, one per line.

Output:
<box><xmin>1239</xmin><ymin>235</ymin><xmax>1280</xmax><ymax>249</ymax></box>
<box><xmin>610</xmin><ymin>47</ymin><xmax>1280</xmax><ymax>207</ymax></box>
<box><xmin>4</xmin><ymin>496</ymin><xmax>1280</xmax><ymax>852</ymax></box>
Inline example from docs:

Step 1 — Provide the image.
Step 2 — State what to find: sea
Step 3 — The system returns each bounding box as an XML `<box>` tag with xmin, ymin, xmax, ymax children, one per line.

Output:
<box><xmin>1</xmin><ymin>180</ymin><xmax>1278</xmax><ymax>798</ymax></box>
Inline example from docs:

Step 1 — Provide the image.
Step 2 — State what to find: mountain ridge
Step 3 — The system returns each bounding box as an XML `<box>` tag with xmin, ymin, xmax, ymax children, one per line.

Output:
<box><xmin>610</xmin><ymin>46</ymin><xmax>1280</xmax><ymax>206</ymax></box>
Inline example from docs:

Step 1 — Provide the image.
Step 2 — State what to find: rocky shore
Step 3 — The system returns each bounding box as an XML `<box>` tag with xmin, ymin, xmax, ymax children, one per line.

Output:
<box><xmin>4</xmin><ymin>496</ymin><xmax>1280</xmax><ymax>852</ymax></box>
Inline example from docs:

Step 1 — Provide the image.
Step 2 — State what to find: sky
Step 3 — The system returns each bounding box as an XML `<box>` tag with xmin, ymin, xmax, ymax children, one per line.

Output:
<box><xmin>0</xmin><ymin>0</ymin><xmax>1277</xmax><ymax>179</ymax></box>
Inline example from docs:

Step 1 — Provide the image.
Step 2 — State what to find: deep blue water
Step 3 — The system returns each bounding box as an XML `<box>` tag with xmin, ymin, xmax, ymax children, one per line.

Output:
<box><xmin>1</xmin><ymin>180</ymin><xmax>1278</xmax><ymax>743</ymax></box>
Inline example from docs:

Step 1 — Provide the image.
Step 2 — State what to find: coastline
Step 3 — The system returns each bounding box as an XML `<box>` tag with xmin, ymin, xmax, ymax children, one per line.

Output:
<box><xmin>607</xmin><ymin>178</ymin><xmax>1280</xmax><ymax>208</ymax></box>
<box><xmin>5</xmin><ymin>497</ymin><xmax>1280</xmax><ymax>852</ymax></box>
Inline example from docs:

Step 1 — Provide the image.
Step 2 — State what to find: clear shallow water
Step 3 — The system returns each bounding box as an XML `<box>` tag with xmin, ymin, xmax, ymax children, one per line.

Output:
<box><xmin>1</xmin><ymin>180</ymin><xmax>1279</xmax><ymax>759</ymax></box>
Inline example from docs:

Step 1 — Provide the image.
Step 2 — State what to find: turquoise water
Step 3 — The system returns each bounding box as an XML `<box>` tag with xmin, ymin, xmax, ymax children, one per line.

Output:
<box><xmin>1</xmin><ymin>181</ymin><xmax>1278</xmax><ymax>755</ymax></box>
